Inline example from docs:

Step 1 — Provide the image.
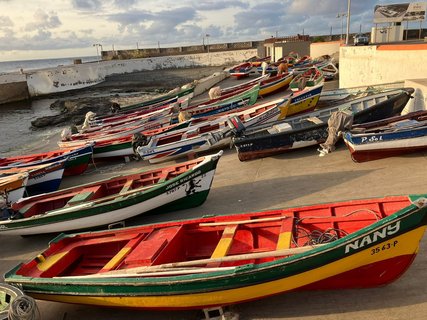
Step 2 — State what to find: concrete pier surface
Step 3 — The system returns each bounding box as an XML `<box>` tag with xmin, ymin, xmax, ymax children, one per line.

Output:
<box><xmin>2</xmin><ymin>77</ymin><xmax>427</xmax><ymax>320</ymax></box>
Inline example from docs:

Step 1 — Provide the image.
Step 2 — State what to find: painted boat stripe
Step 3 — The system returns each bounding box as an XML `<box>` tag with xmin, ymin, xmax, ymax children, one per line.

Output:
<box><xmin>30</xmin><ymin>226</ymin><xmax>426</xmax><ymax>308</ymax></box>
<box><xmin>377</xmin><ymin>44</ymin><xmax>427</xmax><ymax>51</ymax></box>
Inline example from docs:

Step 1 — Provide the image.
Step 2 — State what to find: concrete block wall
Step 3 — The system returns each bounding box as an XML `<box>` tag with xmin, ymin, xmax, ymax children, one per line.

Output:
<box><xmin>339</xmin><ymin>43</ymin><xmax>427</xmax><ymax>88</ymax></box>
<box><xmin>310</xmin><ymin>41</ymin><xmax>342</xmax><ymax>59</ymax></box>
<box><xmin>26</xmin><ymin>64</ymin><xmax>104</xmax><ymax>97</ymax></box>
<box><xmin>0</xmin><ymin>73</ymin><xmax>29</xmax><ymax>104</ymax></box>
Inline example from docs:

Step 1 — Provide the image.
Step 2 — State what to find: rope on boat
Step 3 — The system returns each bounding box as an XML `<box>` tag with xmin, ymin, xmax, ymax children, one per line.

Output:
<box><xmin>8</xmin><ymin>295</ymin><xmax>40</xmax><ymax>320</ymax></box>
<box><xmin>292</xmin><ymin>209</ymin><xmax>381</xmax><ymax>247</ymax></box>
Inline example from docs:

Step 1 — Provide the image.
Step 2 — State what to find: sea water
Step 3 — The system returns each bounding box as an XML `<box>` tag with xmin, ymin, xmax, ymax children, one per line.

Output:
<box><xmin>0</xmin><ymin>98</ymin><xmax>62</xmax><ymax>157</ymax></box>
<box><xmin>0</xmin><ymin>56</ymin><xmax>98</xmax><ymax>74</ymax></box>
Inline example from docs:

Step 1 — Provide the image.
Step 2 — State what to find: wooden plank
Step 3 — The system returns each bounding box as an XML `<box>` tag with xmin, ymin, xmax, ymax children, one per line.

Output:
<box><xmin>119</xmin><ymin>180</ymin><xmax>133</xmax><ymax>194</ymax></box>
<box><xmin>100</xmin><ymin>233</ymin><xmax>147</xmax><ymax>272</ymax></box>
<box><xmin>210</xmin><ymin>225</ymin><xmax>238</xmax><ymax>259</ymax></box>
<box><xmin>276</xmin><ymin>217</ymin><xmax>294</xmax><ymax>250</ymax></box>
<box><xmin>67</xmin><ymin>191</ymin><xmax>94</xmax><ymax>206</ymax></box>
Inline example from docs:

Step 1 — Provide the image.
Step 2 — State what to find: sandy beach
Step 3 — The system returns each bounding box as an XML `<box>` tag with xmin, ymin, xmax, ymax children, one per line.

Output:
<box><xmin>2</xmin><ymin>73</ymin><xmax>427</xmax><ymax>320</ymax></box>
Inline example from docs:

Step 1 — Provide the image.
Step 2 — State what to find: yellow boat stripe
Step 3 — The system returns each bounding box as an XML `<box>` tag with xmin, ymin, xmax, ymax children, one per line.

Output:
<box><xmin>31</xmin><ymin>226</ymin><xmax>426</xmax><ymax>308</ymax></box>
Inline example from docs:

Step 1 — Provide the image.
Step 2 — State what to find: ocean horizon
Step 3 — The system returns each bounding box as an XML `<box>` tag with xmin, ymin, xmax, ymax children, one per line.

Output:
<box><xmin>0</xmin><ymin>56</ymin><xmax>99</xmax><ymax>74</ymax></box>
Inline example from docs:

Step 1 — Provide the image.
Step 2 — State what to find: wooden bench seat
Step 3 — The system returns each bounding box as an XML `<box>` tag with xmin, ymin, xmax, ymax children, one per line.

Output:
<box><xmin>123</xmin><ymin>226</ymin><xmax>183</xmax><ymax>267</ymax></box>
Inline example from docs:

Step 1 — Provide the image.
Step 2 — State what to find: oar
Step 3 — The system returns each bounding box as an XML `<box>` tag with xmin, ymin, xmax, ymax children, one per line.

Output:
<box><xmin>67</xmin><ymin>243</ymin><xmax>325</xmax><ymax>279</ymax></box>
<box><xmin>199</xmin><ymin>215</ymin><xmax>290</xmax><ymax>227</ymax></box>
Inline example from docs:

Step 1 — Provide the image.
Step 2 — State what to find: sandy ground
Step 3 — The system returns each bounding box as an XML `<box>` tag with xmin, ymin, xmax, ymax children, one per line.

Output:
<box><xmin>2</xmin><ymin>74</ymin><xmax>427</xmax><ymax>320</ymax></box>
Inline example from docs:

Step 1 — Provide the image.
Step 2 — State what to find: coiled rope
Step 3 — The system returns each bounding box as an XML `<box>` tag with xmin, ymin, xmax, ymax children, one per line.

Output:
<box><xmin>8</xmin><ymin>295</ymin><xmax>40</xmax><ymax>320</ymax></box>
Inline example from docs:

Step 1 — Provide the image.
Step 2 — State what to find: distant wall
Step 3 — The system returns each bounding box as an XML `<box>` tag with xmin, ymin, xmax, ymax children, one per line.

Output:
<box><xmin>23</xmin><ymin>50</ymin><xmax>257</xmax><ymax>97</ymax></box>
<box><xmin>103</xmin><ymin>41</ymin><xmax>262</xmax><ymax>60</ymax></box>
<box><xmin>339</xmin><ymin>43</ymin><xmax>427</xmax><ymax>88</ymax></box>
<box><xmin>26</xmin><ymin>64</ymin><xmax>104</xmax><ymax>97</ymax></box>
<box><xmin>0</xmin><ymin>73</ymin><xmax>29</xmax><ymax>104</ymax></box>
<box><xmin>310</xmin><ymin>41</ymin><xmax>342</xmax><ymax>58</ymax></box>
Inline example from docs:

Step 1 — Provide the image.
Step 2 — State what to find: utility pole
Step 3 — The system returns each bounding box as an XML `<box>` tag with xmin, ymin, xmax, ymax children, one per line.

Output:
<box><xmin>346</xmin><ymin>0</ymin><xmax>351</xmax><ymax>45</ymax></box>
<box><xmin>337</xmin><ymin>13</ymin><xmax>346</xmax><ymax>41</ymax></box>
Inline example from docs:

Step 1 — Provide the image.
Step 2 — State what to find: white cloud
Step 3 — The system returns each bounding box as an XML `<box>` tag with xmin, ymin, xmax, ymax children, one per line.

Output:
<box><xmin>0</xmin><ymin>0</ymin><xmax>414</xmax><ymax>60</ymax></box>
<box><xmin>72</xmin><ymin>0</ymin><xmax>102</xmax><ymax>11</ymax></box>
<box><xmin>24</xmin><ymin>9</ymin><xmax>61</xmax><ymax>32</ymax></box>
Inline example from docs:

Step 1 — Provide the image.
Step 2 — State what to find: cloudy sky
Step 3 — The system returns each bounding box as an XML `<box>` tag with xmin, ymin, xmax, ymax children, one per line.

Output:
<box><xmin>0</xmin><ymin>0</ymin><xmax>423</xmax><ymax>61</ymax></box>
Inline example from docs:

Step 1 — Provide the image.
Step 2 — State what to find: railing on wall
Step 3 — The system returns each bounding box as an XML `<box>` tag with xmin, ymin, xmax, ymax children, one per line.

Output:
<box><xmin>102</xmin><ymin>41</ymin><xmax>263</xmax><ymax>61</ymax></box>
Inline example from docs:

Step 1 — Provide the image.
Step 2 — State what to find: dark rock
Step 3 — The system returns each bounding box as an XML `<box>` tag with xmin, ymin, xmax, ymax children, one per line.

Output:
<box><xmin>31</xmin><ymin>97</ymin><xmax>113</xmax><ymax>128</ymax></box>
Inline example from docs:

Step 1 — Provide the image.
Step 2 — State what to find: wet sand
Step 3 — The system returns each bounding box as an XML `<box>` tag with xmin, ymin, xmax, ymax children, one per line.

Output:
<box><xmin>2</xmin><ymin>75</ymin><xmax>427</xmax><ymax>320</ymax></box>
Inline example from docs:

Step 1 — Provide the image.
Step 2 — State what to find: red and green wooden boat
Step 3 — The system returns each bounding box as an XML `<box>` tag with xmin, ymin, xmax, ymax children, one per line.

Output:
<box><xmin>219</xmin><ymin>74</ymin><xmax>269</xmax><ymax>96</ymax></box>
<box><xmin>118</xmin><ymin>86</ymin><xmax>194</xmax><ymax>112</ymax></box>
<box><xmin>228</xmin><ymin>62</ymin><xmax>253</xmax><ymax>79</ymax></box>
<box><xmin>221</xmin><ymin>73</ymin><xmax>293</xmax><ymax>98</ymax></box>
<box><xmin>0</xmin><ymin>144</ymin><xmax>93</xmax><ymax>177</ymax></box>
<box><xmin>82</xmin><ymin>105</ymin><xmax>174</xmax><ymax>134</ymax></box>
<box><xmin>5</xmin><ymin>195</ymin><xmax>427</xmax><ymax>310</ymax></box>
<box><xmin>0</xmin><ymin>151</ymin><xmax>222</xmax><ymax>236</ymax></box>
<box><xmin>182</xmin><ymin>84</ymin><xmax>260</xmax><ymax>118</ymax></box>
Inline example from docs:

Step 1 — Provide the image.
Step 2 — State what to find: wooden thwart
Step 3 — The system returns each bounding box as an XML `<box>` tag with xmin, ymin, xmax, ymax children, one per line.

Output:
<box><xmin>210</xmin><ymin>225</ymin><xmax>238</xmax><ymax>259</ymax></box>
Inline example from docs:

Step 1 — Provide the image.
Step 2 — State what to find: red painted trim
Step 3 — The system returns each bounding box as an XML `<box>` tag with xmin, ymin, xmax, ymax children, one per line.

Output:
<box><xmin>377</xmin><ymin>43</ymin><xmax>427</xmax><ymax>51</ymax></box>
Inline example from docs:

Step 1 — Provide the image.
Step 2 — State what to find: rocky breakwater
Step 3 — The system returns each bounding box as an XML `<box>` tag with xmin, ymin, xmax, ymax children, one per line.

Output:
<box><xmin>31</xmin><ymin>96</ymin><xmax>115</xmax><ymax>128</ymax></box>
<box><xmin>30</xmin><ymin>66</ymin><xmax>224</xmax><ymax>128</ymax></box>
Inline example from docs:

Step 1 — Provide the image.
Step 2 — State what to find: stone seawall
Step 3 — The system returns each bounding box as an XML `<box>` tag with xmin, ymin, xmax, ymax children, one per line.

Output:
<box><xmin>0</xmin><ymin>49</ymin><xmax>257</xmax><ymax>104</ymax></box>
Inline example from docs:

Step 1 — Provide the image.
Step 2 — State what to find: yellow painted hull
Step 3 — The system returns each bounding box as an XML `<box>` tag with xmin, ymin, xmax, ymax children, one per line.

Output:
<box><xmin>259</xmin><ymin>76</ymin><xmax>292</xmax><ymax>96</ymax></box>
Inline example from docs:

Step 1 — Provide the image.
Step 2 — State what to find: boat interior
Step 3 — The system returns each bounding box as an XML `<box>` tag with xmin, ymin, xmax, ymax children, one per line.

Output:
<box><xmin>15</xmin><ymin>196</ymin><xmax>410</xmax><ymax>278</ymax></box>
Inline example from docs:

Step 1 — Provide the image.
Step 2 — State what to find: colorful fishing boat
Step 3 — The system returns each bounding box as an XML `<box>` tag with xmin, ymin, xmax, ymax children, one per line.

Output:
<box><xmin>247</xmin><ymin>55</ymin><xmax>271</xmax><ymax>67</ymax></box>
<box><xmin>318</xmin><ymin>62</ymin><xmax>339</xmax><ymax>81</ymax></box>
<box><xmin>219</xmin><ymin>74</ymin><xmax>269</xmax><ymax>96</ymax></box>
<box><xmin>228</xmin><ymin>62</ymin><xmax>253</xmax><ymax>79</ymax></box>
<box><xmin>135</xmin><ymin>98</ymin><xmax>292</xmax><ymax>163</ymax></box>
<box><xmin>5</xmin><ymin>194</ymin><xmax>427</xmax><ymax>310</ymax></box>
<box><xmin>0</xmin><ymin>173</ymin><xmax>28</xmax><ymax>204</ymax></box>
<box><xmin>289</xmin><ymin>67</ymin><xmax>324</xmax><ymax>92</ymax></box>
<box><xmin>0</xmin><ymin>151</ymin><xmax>222</xmax><ymax>236</ymax></box>
<box><xmin>343</xmin><ymin>110</ymin><xmax>427</xmax><ymax>162</ymax></box>
<box><xmin>258</xmin><ymin>72</ymin><xmax>294</xmax><ymax>96</ymax></box>
<box><xmin>0</xmin><ymin>160</ymin><xmax>66</xmax><ymax>196</ymax></box>
<box><xmin>184</xmin><ymin>84</ymin><xmax>260</xmax><ymax>118</ymax></box>
<box><xmin>0</xmin><ymin>144</ymin><xmax>93</xmax><ymax>177</ymax></box>
<box><xmin>135</xmin><ymin>129</ymin><xmax>229</xmax><ymax>164</ymax></box>
<box><xmin>58</xmin><ymin>119</ymin><xmax>171</xmax><ymax>149</ymax></box>
<box><xmin>90</xmin><ymin>122</ymin><xmax>191</xmax><ymax>159</ymax></box>
<box><xmin>119</xmin><ymin>86</ymin><xmax>194</xmax><ymax>112</ymax></box>
<box><xmin>82</xmin><ymin>105</ymin><xmax>175</xmax><ymax>134</ymax></box>
<box><xmin>231</xmin><ymin>88</ymin><xmax>414</xmax><ymax>161</ymax></box>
